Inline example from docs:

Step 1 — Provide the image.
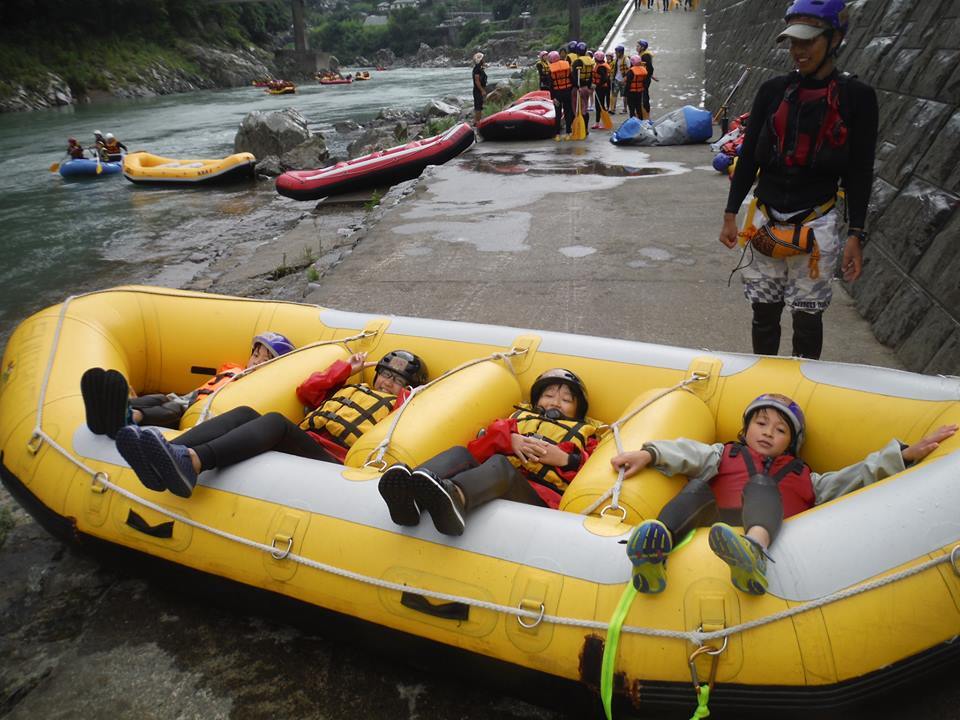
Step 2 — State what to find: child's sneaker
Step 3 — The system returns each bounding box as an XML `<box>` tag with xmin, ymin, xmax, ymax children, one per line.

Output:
<box><xmin>115</xmin><ymin>425</ymin><xmax>165</xmax><ymax>492</ymax></box>
<box><xmin>590</xmin><ymin>123</ymin><xmax>601</xmax><ymax>130</ymax></box>
<box><xmin>378</xmin><ymin>463</ymin><xmax>419</xmax><ymax>526</ymax></box>
<box><xmin>625</xmin><ymin>519</ymin><xmax>672</xmax><ymax>593</ymax></box>
<box><xmin>708</xmin><ymin>523</ymin><xmax>768</xmax><ymax>595</ymax></box>
<box><xmin>81</xmin><ymin>367</ymin><xmax>130</xmax><ymax>438</ymax></box>
<box><xmin>141</xmin><ymin>428</ymin><xmax>197</xmax><ymax>499</ymax></box>
<box><xmin>411</xmin><ymin>468</ymin><xmax>465</xmax><ymax>536</ymax></box>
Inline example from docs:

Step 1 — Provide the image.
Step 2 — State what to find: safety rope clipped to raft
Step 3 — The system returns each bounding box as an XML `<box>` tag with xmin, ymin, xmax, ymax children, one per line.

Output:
<box><xmin>580</xmin><ymin>373</ymin><xmax>708</xmax><ymax>518</ymax></box>
<box><xmin>361</xmin><ymin>347</ymin><xmax>527</xmax><ymax>470</ymax></box>
<box><xmin>25</xmin><ymin>294</ymin><xmax>960</xmax><ymax>655</ymax></box>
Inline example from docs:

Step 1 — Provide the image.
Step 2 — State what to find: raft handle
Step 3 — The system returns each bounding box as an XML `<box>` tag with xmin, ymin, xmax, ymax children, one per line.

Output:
<box><xmin>951</xmin><ymin>545</ymin><xmax>960</xmax><ymax>578</ymax></box>
<box><xmin>516</xmin><ymin>600</ymin><xmax>545</xmax><ymax>628</ymax></box>
<box><xmin>599</xmin><ymin>504</ymin><xmax>627</xmax><ymax>522</ymax></box>
<box><xmin>401</xmin><ymin>591</ymin><xmax>470</xmax><ymax>621</ymax></box>
<box><xmin>270</xmin><ymin>535</ymin><xmax>294</xmax><ymax>560</ymax></box>
<box><xmin>26</xmin><ymin>432</ymin><xmax>43</xmax><ymax>455</ymax></box>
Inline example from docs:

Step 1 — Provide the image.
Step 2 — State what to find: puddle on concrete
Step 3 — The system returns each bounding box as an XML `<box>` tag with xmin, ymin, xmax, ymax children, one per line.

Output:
<box><xmin>559</xmin><ymin>245</ymin><xmax>597</xmax><ymax>258</ymax></box>
<box><xmin>462</xmin><ymin>154</ymin><xmax>668</xmax><ymax>178</ymax></box>
<box><xmin>628</xmin><ymin>259</ymin><xmax>651</xmax><ymax>268</ymax></box>
<box><xmin>639</xmin><ymin>246</ymin><xmax>674</xmax><ymax>261</ymax></box>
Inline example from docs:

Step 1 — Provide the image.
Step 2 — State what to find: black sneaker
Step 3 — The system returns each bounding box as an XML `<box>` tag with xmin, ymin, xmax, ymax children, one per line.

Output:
<box><xmin>141</xmin><ymin>428</ymin><xmax>198</xmax><ymax>499</ymax></box>
<box><xmin>115</xmin><ymin>425</ymin><xmax>165</xmax><ymax>492</ymax></box>
<box><xmin>378</xmin><ymin>463</ymin><xmax>419</xmax><ymax>526</ymax></box>
<box><xmin>81</xmin><ymin>368</ymin><xmax>129</xmax><ymax>438</ymax></box>
<box><xmin>411</xmin><ymin>468</ymin><xmax>465</xmax><ymax>536</ymax></box>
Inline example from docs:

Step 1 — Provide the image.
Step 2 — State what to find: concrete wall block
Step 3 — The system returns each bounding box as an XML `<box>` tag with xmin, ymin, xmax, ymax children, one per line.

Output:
<box><xmin>872</xmin><ymin>282</ymin><xmax>932</xmax><ymax>347</ymax></box>
<box><xmin>847</xmin><ymin>36</ymin><xmax>895</xmax><ymax>83</ymax></box>
<box><xmin>873</xmin><ymin>98</ymin><xmax>950</xmax><ymax>188</ymax></box>
<box><xmin>875</xmin><ymin>177</ymin><xmax>958</xmax><ymax>270</ymax></box>
<box><xmin>867</xmin><ymin>176</ymin><xmax>899</xmax><ymax>223</ymax></box>
<box><xmin>914</xmin><ymin>110</ymin><xmax>960</xmax><ymax>193</ymax></box>
<box><xmin>850</xmin><ymin>245</ymin><xmax>903</xmax><ymax>321</ymax></box>
<box><xmin>904</xmin><ymin>48</ymin><xmax>960</xmax><ymax>100</ymax></box>
<box><xmin>911</xmin><ymin>212</ymin><xmax>960</xmax><ymax>311</ymax></box>
<box><xmin>877</xmin><ymin>0</ymin><xmax>914</xmax><ymax>35</ymax></box>
<box><xmin>875</xmin><ymin>47</ymin><xmax>921</xmax><ymax>93</ymax></box>
<box><xmin>941</xmin><ymin>62</ymin><xmax>960</xmax><ymax>110</ymax></box>
<box><xmin>923</xmin><ymin>327</ymin><xmax>960</xmax><ymax>377</ymax></box>
<box><xmin>895</xmin><ymin>307</ymin><xmax>960</xmax><ymax>374</ymax></box>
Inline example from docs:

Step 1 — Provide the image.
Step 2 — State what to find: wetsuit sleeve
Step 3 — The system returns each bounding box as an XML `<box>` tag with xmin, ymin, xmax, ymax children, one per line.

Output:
<box><xmin>467</xmin><ymin>417</ymin><xmax>519</xmax><ymax>462</ymax></box>
<box><xmin>640</xmin><ymin>438</ymin><xmax>724</xmax><ymax>483</ymax></box>
<box><xmin>841</xmin><ymin>81</ymin><xmax>879</xmax><ymax>229</ymax></box>
<box><xmin>811</xmin><ymin>439</ymin><xmax>906</xmax><ymax>504</ymax></box>
<box><xmin>295</xmin><ymin>359</ymin><xmax>354</xmax><ymax>408</ymax></box>
<box><xmin>725</xmin><ymin>79</ymin><xmax>779</xmax><ymax>214</ymax></box>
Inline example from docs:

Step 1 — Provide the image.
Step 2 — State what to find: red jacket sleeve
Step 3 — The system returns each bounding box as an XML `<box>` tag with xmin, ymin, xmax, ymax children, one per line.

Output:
<box><xmin>295</xmin><ymin>359</ymin><xmax>354</xmax><ymax>409</ymax></box>
<box><xmin>551</xmin><ymin>435</ymin><xmax>599</xmax><ymax>484</ymax></box>
<box><xmin>467</xmin><ymin>417</ymin><xmax>519</xmax><ymax>462</ymax></box>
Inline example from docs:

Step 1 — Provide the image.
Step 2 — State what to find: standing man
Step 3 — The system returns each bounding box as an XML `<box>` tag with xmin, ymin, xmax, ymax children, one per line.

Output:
<box><xmin>718</xmin><ymin>0</ymin><xmax>878</xmax><ymax>360</ymax></box>
<box><xmin>472</xmin><ymin>52</ymin><xmax>488</xmax><ymax>127</ymax></box>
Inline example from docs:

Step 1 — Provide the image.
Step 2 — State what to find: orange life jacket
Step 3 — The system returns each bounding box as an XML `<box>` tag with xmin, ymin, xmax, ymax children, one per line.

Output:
<box><xmin>549</xmin><ymin>60</ymin><xmax>572</xmax><ymax>91</ymax></box>
<box><xmin>593</xmin><ymin>62</ymin><xmax>610</xmax><ymax>88</ymax></box>
<box><xmin>194</xmin><ymin>363</ymin><xmax>244</xmax><ymax>398</ymax></box>
<box><xmin>627</xmin><ymin>65</ymin><xmax>648</xmax><ymax>93</ymax></box>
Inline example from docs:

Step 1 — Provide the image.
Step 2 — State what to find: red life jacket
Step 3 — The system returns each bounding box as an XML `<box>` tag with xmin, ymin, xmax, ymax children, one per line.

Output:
<box><xmin>757</xmin><ymin>73</ymin><xmax>850</xmax><ymax>173</ymax></box>
<box><xmin>549</xmin><ymin>60</ymin><xmax>572</xmax><ymax>91</ymax></box>
<box><xmin>709</xmin><ymin>442</ymin><xmax>815</xmax><ymax>519</ymax></box>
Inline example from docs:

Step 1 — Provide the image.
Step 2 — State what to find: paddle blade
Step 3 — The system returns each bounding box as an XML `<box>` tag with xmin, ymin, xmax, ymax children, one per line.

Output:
<box><xmin>49</xmin><ymin>162</ymin><xmax>60</xmax><ymax>172</ymax></box>
<box><xmin>570</xmin><ymin>115</ymin><xmax>586</xmax><ymax>141</ymax></box>
<box><xmin>601</xmin><ymin>108</ymin><xmax>613</xmax><ymax>130</ymax></box>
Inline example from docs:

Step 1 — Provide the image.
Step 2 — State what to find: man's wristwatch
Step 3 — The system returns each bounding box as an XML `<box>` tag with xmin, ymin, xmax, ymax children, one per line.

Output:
<box><xmin>848</xmin><ymin>228</ymin><xmax>868</xmax><ymax>247</ymax></box>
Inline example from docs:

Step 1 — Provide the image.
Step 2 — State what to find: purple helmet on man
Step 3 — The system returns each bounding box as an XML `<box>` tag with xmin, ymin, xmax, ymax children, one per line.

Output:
<box><xmin>778</xmin><ymin>0</ymin><xmax>848</xmax><ymax>41</ymax></box>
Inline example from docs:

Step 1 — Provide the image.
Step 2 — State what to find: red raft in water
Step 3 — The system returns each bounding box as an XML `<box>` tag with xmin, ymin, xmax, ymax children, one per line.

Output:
<box><xmin>276</xmin><ymin>122</ymin><xmax>475</xmax><ymax>200</ymax></box>
<box><xmin>477</xmin><ymin>90</ymin><xmax>557</xmax><ymax>141</ymax></box>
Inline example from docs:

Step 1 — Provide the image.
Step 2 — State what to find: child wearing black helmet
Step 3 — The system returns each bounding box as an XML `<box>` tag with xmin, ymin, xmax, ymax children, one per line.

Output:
<box><xmin>81</xmin><ymin>331</ymin><xmax>295</xmax><ymax>438</ymax></box>
<box><xmin>611</xmin><ymin>394</ymin><xmax>957</xmax><ymax>595</ymax></box>
<box><xmin>114</xmin><ymin>349</ymin><xmax>427</xmax><ymax>499</ymax></box>
<box><xmin>378</xmin><ymin>368</ymin><xmax>600</xmax><ymax>536</ymax></box>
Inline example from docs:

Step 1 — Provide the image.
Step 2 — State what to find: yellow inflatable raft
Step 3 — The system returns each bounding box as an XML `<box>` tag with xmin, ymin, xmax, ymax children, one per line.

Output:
<box><xmin>1</xmin><ymin>287</ymin><xmax>958</xmax><ymax>716</ymax></box>
<box><xmin>122</xmin><ymin>151</ymin><xmax>256</xmax><ymax>185</ymax></box>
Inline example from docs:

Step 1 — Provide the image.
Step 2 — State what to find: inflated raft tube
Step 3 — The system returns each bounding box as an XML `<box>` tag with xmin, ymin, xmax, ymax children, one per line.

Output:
<box><xmin>123</xmin><ymin>151</ymin><xmax>257</xmax><ymax>185</ymax></box>
<box><xmin>477</xmin><ymin>91</ymin><xmax>557</xmax><ymax>141</ymax></box>
<box><xmin>59</xmin><ymin>158</ymin><xmax>123</xmax><ymax>178</ymax></box>
<box><xmin>275</xmin><ymin>122</ymin><xmax>475</xmax><ymax>200</ymax></box>
<box><xmin>2</xmin><ymin>287</ymin><xmax>959</xmax><ymax>715</ymax></box>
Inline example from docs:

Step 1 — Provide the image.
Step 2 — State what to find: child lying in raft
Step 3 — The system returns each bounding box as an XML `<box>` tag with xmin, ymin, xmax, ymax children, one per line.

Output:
<box><xmin>611</xmin><ymin>393</ymin><xmax>958</xmax><ymax>595</ymax></box>
<box><xmin>378</xmin><ymin>368</ymin><xmax>601</xmax><ymax>536</ymax></box>
<box><xmin>116</xmin><ymin>350</ymin><xmax>427</xmax><ymax>498</ymax></box>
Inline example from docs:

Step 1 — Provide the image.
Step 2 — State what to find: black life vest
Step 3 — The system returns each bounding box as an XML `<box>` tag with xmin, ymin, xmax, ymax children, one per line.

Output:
<box><xmin>299</xmin><ymin>384</ymin><xmax>396</xmax><ymax>448</ymax></box>
<box><xmin>755</xmin><ymin>72</ymin><xmax>851</xmax><ymax>175</ymax></box>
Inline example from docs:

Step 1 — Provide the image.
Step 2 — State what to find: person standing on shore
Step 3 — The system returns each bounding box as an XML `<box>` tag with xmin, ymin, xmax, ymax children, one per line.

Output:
<box><xmin>472</xmin><ymin>52</ymin><xmax>488</xmax><ymax>126</ymax></box>
<box><xmin>610</xmin><ymin>45</ymin><xmax>629</xmax><ymax>114</ymax></box>
<box><xmin>591</xmin><ymin>51</ymin><xmax>611</xmax><ymax>129</ymax></box>
<box><xmin>548</xmin><ymin>50</ymin><xmax>574</xmax><ymax>139</ymax></box>
<box><xmin>718</xmin><ymin>0</ymin><xmax>878</xmax><ymax>360</ymax></box>
<box><xmin>638</xmin><ymin>40</ymin><xmax>655</xmax><ymax>120</ymax></box>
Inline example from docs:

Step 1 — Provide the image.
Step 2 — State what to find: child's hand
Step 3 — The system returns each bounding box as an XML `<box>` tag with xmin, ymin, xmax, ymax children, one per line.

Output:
<box><xmin>610</xmin><ymin>449</ymin><xmax>653</xmax><ymax>478</ymax></box>
<box><xmin>348</xmin><ymin>352</ymin><xmax>368</xmax><ymax>375</ymax></box>
<box><xmin>902</xmin><ymin>424</ymin><xmax>958</xmax><ymax>463</ymax></box>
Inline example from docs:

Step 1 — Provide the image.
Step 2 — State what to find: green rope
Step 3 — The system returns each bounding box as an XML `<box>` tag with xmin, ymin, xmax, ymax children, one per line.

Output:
<box><xmin>689</xmin><ymin>685</ymin><xmax>711</xmax><ymax>719</ymax></box>
<box><xmin>601</xmin><ymin>582</ymin><xmax>639</xmax><ymax>720</ymax></box>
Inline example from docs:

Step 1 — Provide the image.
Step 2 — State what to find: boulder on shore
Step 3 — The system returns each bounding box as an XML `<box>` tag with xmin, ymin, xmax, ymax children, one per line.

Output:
<box><xmin>234</xmin><ymin>108</ymin><xmax>313</xmax><ymax>158</ymax></box>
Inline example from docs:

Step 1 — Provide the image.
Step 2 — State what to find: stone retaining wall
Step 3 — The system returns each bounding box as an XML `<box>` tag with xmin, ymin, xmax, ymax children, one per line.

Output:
<box><xmin>703</xmin><ymin>0</ymin><xmax>959</xmax><ymax>375</ymax></box>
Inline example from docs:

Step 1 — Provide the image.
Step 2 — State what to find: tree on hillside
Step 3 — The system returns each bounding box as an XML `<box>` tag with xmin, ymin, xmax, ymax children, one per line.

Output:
<box><xmin>568</xmin><ymin>0</ymin><xmax>580</xmax><ymax>40</ymax></box>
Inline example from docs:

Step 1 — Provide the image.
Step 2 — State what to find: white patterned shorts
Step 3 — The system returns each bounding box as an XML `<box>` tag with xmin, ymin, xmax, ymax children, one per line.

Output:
<box><xmin>739</xmin><ymin>206</ymin><xmax>840</xmax><ymax>313</ymax></box>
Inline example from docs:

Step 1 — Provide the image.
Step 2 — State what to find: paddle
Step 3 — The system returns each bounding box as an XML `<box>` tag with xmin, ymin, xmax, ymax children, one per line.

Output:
<box><xmin>94</xmin><ymin>148</ymin><xmax>102</xmax><ymax>175</ymax></box>
<box><xmin>600</xmin><ymin>97</ymin><xmax>613</xmax><ymax>130</ymax></box>
<box><xmin>49</xmin><ymin>161</ymin><xmax>61</xmax><ymax>173</ymax></box>
<box><xmin>570</xmin><ymin>77</ymin><xmax>587</xmax><ymax>141</ymax></box>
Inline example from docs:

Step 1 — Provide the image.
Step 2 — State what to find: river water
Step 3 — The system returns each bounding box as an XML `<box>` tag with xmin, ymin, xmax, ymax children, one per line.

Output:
<box><xmin>0</xmin><ymin>67</ymin><xmax>511</xmax><ymax>339</ymax></box>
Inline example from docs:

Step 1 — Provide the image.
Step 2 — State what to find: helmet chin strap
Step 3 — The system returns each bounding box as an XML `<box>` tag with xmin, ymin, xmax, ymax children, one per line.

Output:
<box><xmin>806</xmin><ymin>28</ymin><xmax>839</xmax><ymax>78</ymax></box>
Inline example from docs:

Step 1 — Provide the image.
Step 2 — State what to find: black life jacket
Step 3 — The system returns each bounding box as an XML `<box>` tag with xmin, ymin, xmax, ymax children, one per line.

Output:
<box><xmin>755</xmin><ymin>72</ymin><xmax>852</xmax><ymax>175</ymax></box>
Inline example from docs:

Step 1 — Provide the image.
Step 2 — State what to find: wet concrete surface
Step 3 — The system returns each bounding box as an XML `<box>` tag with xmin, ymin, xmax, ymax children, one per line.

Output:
<box><xmin>3</xmin><ymin>4</ymin><xmax>958</xmax><ymax>720</ymax></box>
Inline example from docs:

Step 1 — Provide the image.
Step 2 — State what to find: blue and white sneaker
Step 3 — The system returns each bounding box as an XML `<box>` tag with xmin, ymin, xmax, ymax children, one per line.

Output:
<box><xmin>140</xmin><ymin>427</ymin><xmax>198</xmax><ymax>499</ymax></box>
<box><xmin>708</xmin><ymin>522</ymin><xmax>768</xmax><ymax>595</ymax></box>
<box><xmin>626</xmin><ymin>519</ymin><xmax>673</xmax><ymax>593</ymax></box>
<box><xmin>115</xmin><ymin>425</ymin><xmax>165</xmax><ymax>492</ymax></box>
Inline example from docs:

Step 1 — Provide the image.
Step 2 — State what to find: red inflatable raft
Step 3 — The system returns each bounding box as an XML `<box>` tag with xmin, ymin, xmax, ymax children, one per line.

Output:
<box><xmin>477</xmin><ymin>90</ymin><xmax>557</xmax><ymax>141</ymax></box>
<box><xmin>276</xmin><ymin>122</ymin><xmax>475</xmax><ymax>200</ymax></box>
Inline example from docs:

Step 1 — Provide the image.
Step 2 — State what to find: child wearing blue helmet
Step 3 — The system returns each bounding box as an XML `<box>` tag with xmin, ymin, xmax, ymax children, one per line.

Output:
<box><xmin>81</xmin><ymin>331</ymin><xmax>295</xmax><ymax>437</ymax></box>
<box><xmin>611</xmin><ymin>394</ymin><xmax>956</xmax><ymax>595</ymax></box>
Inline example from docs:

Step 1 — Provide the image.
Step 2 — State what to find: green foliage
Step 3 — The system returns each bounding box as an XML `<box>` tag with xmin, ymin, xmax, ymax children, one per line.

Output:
<box><xmin>424</xmin><ymin>115</ymin><xmax>458</xmax><ymax>135</ymax></box>
<box><xmin>364</xmin><ymin>190</ymin><xmax>382</xmax><ymax>210</ymax></box>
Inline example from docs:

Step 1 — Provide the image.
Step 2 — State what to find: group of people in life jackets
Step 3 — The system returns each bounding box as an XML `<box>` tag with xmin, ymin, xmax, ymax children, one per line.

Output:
<box><xmin>535</xmin><ymin>39</ymin><xmax>655</xmax><ymax>139</ymax></box>
<box><xmin>65</xmin><ymin>129</ymin><xmax>127</xmax><ymax>162</ymax></box>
